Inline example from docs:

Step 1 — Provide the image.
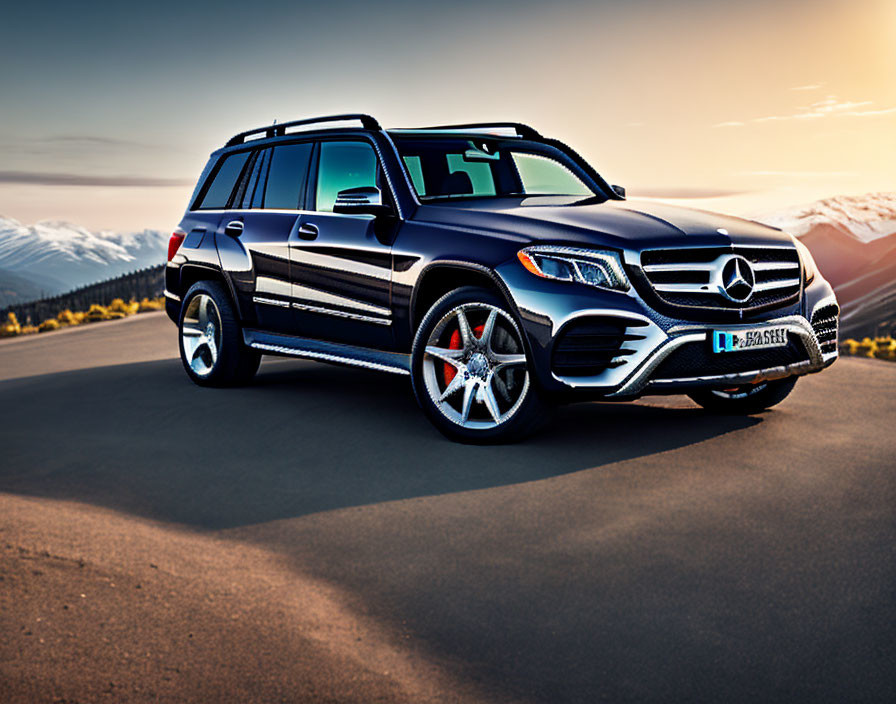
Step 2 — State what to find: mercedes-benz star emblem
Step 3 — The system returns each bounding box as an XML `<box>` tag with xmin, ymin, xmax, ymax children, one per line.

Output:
<box><xmin>720</xmin><ymin>256</ymin><xmax>755</xmax><ymax>302</ymax></box>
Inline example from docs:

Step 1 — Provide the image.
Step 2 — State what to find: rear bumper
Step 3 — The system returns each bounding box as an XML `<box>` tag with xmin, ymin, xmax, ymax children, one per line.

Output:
<box><xmin>164</xmin><ymin>290</ymin><xmax>181</xmax><ymax>323</ymax></box>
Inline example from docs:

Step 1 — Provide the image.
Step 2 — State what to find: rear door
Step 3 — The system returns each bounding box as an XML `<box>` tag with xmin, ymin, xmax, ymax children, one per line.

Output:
<box><xmin>287</xmin><ymin>139</ymin><xmax>395</xmax><ymax>349</ymax></box>
<box><xmin>223</xmin><ymin>142</ymin><xmax>313</xmax><ymax>334</ymax></box>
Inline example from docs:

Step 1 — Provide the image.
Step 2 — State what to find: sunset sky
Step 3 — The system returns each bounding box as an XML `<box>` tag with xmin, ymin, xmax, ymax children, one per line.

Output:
<box><xmin>1</xmin><ymin>0</ymin><xmax>893</xmax><ymax>231</ymax></box>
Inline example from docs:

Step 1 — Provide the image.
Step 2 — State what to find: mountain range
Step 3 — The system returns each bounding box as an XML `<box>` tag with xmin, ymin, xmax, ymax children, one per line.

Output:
<box><xmin>0</xmin><ymin>217</ymin><xmax>167</xmax><ymax>307</ymax></box>
<box><xmin>2</xmin><ymin>193</ymin><xmax>894</xmax><ymax>337</ymax></box>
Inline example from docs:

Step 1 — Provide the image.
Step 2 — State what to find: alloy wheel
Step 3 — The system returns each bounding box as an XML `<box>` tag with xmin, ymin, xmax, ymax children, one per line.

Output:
<box><xmin>181</xmin><ymin>293</ymin><xmax>222</xmax><ymax>377</ymax></box>
<box><xmin>421</xmin><ymin>303</ymin><xmax>530</xmax><ymax>429</ymax></box>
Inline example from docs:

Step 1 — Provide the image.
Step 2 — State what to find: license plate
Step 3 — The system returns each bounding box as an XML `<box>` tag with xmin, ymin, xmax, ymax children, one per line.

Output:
<box><xmin>711</xmin><ymin>326</ymin><xmax>788</xmax><ymax>353</ymax></box>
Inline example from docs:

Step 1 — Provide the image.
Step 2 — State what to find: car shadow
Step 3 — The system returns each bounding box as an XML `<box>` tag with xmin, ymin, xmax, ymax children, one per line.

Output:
<box><xmin>0</xmin><ymin>357</ymin><xmax>759</xmax><ymax>530</ymax></box>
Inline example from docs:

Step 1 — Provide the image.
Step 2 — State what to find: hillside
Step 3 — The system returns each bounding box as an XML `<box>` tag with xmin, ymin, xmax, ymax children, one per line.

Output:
<box><xmin>3</xmin><ymin>265</ymin><xmax>165</xmax><ymax>326</ymax></box>
<box><xmin>0</xmin><ymin>216</ymin><xmax>167</xmax><ymax>297</ymax></box>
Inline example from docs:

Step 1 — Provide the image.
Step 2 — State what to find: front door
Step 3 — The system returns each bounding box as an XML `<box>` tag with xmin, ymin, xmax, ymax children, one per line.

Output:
<box><xmin>288</xmin><ymin>140</ymin><xmax>395</xmax><ymax>349</ymax></box>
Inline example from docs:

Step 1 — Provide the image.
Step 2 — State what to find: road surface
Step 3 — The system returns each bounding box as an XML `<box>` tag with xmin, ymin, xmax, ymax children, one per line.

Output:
<box><xmin>1</xmin><ymin>312</ymin><xmax>894</xmax><ymax>702</ymax></box>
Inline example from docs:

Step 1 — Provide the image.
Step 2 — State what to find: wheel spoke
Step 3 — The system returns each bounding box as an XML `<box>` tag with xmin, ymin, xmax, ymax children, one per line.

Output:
<box><xmin>479</xmin><ymin>379</ymin><xmax>502</xmax><ymax>424</ymax></box>
<box><xmin>493</xmin><ymin>353</ymin><xmax>526</xmax><ymax>372</ymax></box>
<box><xmin>456</xmin><ymin>308</ymin><xmax>474</xmax><ymax>350</ymax></box>
<box><xmin>479</xmin><ymin>309</ymin><xmax>497</xmax><ymax>350</ymax></box>
<box><xmin>439</xmin><ymin>372</ymin><xmax>465</xmax><ymax>401</ymax></box>
<box><xmin>206</xmin><ymin>337</ymin><xmax>218</xmax><ymax>364</ymax></box>
<box><xmin>181</xmin><ymin>325</ymin><xmax>203</xmax><ymax>337</ymax></box>
<box><xmin>198</xmin><ymin>296</ymin><xmax>209</xmax><ymax>327</ymax></box>
<box><xmin>425</xmin><ymin>345</ymin><xmax>465</xmax><ymax>368</ymax></box>
<box><xmin>460</xmin><ymin>380</ymin><xmax>476</xmax><ymax>423</ymax></box>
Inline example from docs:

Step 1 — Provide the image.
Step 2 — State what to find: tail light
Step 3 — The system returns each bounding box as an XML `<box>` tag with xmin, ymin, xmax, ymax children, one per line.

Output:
<box><xmin>168</xmin><ymin>230</ymin><xmax>186</xmax><ymax>261</ymax></box>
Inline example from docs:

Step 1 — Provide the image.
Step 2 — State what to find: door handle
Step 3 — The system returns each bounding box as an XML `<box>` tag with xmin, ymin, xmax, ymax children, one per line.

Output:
<box><xmin>297</xmin><ymin>223</ymin><xmax>319</xmax><ymax>240</ymax></box>
<box><xmin>224</xmin><ymin>220</ymin><xmax>244</xmax><ymax>237</ymax></box>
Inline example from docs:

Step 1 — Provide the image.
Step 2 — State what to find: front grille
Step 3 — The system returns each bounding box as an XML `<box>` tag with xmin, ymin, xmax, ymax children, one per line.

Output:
<box><xmin>639</xmin><ymin>246</ymin><xmax>801</xmax><ymax>313</ymax></box>
<box><xmin>811</xmin><ymin>303</ymin><xmax>839</xmax><ymax>355</ymax></box>
<box><xmin>653</xmin><ymin>333</ymin><xmax>809</xmax><ymax>380</ymax></box>
<box><xmin>551</xmin><ymin>318</ymin><xmax>648</xmax><ymax>377</ymax></box>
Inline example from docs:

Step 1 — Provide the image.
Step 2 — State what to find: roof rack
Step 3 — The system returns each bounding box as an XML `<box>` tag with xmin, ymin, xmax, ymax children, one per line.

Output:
<box><xmin>390</xmin><ymin>122</ymin><xmax>541</xmax><ymax>139</ymax></box>
<box><xmin>225</xmin><ymin>113</ymin><xmax>381</xmax><ymax>147</ymax></box>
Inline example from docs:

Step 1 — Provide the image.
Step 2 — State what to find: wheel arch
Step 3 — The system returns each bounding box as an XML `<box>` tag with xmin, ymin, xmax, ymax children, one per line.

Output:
<box><xmin>410</xmin><ymin>261</ymin><xmax>520</xmax><ymax>330</ymax></box>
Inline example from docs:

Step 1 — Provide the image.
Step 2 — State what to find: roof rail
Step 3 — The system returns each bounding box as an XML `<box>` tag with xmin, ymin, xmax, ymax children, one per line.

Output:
<box><xmin>392</xmin><ymin>122</ymin><xmax>541</xmax><ymax>139</ymax></box>
<box><xmin>225</xmin><ymin>114</ymin><xmax>381</xmax><ymax>147</ymax></box>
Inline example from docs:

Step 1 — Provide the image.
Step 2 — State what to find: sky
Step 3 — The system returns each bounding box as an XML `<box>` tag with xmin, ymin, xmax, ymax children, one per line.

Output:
<box><xmin>1</xmin><ymin>0</ymin><xmax>893</xmax><ymax>231</ymax></box>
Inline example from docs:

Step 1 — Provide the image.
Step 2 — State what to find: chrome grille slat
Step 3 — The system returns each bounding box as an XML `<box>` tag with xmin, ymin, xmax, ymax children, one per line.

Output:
<box><xmin>639</xmin><ymin>245</ymin><xmax>802</xmax><ymax>312</ymax></box>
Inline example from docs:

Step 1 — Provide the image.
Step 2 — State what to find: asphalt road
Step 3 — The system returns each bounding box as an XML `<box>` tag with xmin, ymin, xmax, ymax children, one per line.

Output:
<box><xmin>1</xmin><ymin>312</ymin><xmax>894</xmax><ymax>703</ymax></box>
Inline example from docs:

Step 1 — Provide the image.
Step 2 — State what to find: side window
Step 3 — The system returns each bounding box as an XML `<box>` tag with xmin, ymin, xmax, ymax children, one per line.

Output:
<box><xmin>197</xmin><ymin>151</ymin><xmax>251</xmax><ymax>209</ymax></box>
<box><xmin>237</xmin><ymin>149</ymin><xmax>265</xmax><ymax>209</ymax></box>
<box><xmin>315</xmin><ymin>141</ymin><xmax>378</xmax><ymax>212</ymax></box>
<box><xmin>263</xmin><ymin>143</ymin><xmax>313</xmax><ymax>209</ymax></box>
<box><xmin>250</xmin><ymin>148</ymin><xmax>271</xmax><ymax>209</ymax></box>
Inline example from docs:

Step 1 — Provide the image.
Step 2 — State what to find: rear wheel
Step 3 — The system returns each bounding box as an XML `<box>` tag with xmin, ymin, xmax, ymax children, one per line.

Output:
<box><xmin>411</xmin><ymin>287</ymin><xmax>550</xmax><ymax>443</ymax></box>
<box><xmin>688</xmin><ymin>376</ymin><xmax>798</xmax><ymax>414</ymax></box>
<box><xmin>179</xmin><ymin>281</ymin><xmax>260</xmax><ymax>387</ymax></box>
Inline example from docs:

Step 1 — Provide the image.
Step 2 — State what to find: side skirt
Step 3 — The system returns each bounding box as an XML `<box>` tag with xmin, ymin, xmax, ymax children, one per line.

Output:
<box><xmin>242</xmin><ymin>329</ymin><xmax>410</xmax><ymax>376</ymax></box>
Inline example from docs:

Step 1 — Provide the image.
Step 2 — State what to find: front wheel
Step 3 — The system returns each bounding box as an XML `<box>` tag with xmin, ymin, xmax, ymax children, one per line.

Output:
<box><xmin>411</xmin><ymin>286</ymin><xmax>550</xmax><ymax>444</ymax></box>
<box><xmin>688</xmin><ymin>376</ymin><xmax>798</xmax><ymax>414</ymax></box>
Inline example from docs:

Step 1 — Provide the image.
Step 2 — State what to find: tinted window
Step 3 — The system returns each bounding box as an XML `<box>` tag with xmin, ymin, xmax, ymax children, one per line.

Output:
<box><xmin>316</xmin><ymin>141</ymin><xmax>377</xmax><ymax>212</ymax></box>
<box><xmin>263</xmin><ymin>143</ymin><xmax>313</xmax><ymax>209</ymax></box>
<box><xmin>251</xmin><ymin>148</ymin><xmax>271</xmax><ymax>209</ymax></box>
<box><xmin>197</xmin><ymin>151</ymin><xmax>250</xmax><ymax>209</ymax></box>
<box><xmin>238</xmin><ymin>149</ymin><xmax>265</xmax><ymax>209</ymax></box>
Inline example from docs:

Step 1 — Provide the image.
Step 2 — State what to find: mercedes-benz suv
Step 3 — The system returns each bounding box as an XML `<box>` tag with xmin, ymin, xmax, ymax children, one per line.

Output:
<box><xmin>165</xmin><ymin>114</ymin><xmax>839</xmax><ymax>442</ymax></box>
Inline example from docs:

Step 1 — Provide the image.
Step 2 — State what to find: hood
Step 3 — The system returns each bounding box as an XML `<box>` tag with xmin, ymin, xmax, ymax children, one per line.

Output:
<box><xmin>414</xmin><ymin>196</ymin><xmax>795</xmax><ymax>250</ymax></box>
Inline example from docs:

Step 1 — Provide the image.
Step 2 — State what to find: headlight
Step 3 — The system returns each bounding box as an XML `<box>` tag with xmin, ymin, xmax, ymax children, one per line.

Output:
<box><xmin>517</xmin><ymin>245</ymin><xmax>629</xmax><ymax>292</ymax></box>
<box><xmin>793</xmin><ymin>238</ymin><xmax>817</xmax><ymax>284</ymax></box>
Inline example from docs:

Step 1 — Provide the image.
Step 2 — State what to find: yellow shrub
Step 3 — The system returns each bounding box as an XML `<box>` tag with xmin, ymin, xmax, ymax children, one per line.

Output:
<box><xmin>73</xmin><ymin>311</ymin><xmax>87</xmax><ymax>323</ymax></box>
<box><xmin>107</xmin><ymin>298</ymin><xmax>130</xmax><ymax>314</ymax></box>
<box><xmin>20</xmin><ymin>325</ymin><xmax>39</xmax><ymax>335</ymax></box>
<box><xmin>138</xmin><ymin>296</ymin><xmax>164</xmax><ymax>312</ymax></box>
<box><xmin>106</xmin><ymin>311</ymin><xmax>127</xmax><ymax>319</ymax></box>
<box><xmin>85</xmin><ymin>304</ymin><xmax>109</xmax><ymax>322</ymax></box>
<box><xmin>127</xmin><ymin>299</ymin><xmax>140</xmax><ymax>315</ymax></box>
<box><xmin>57</xmin><ymin>309</ymin><xmax>79</xmax><ymax>326</ymax></box>
<box><xmin>841</xmin><ymin>339</ymin><xmax>860</xmax><ymax>355</ymax></box>
<box><xmin>0</xmin><ymin>312</ymin><xmax>21</xmax><ymax>337</ymax></box>
<box><xmin>38</xmin><ymin>318</ymin><xmax>60</xmax><ymax>332</ymax></box>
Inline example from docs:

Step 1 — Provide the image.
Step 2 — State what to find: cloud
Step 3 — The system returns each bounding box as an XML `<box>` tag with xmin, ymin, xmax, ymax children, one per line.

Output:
<box><xmin>791</xmin><ymin>83</ymin><xmax>824</xmax><ymax>91</ymax></box>
<box><xmin>0</xmin><ymin>170</ymin><xmax>192</xmax><ymax>187</ymax></box>
<box><xmin>632</xmin><ymin>187</ymin><xmax>749</xmax><ymax>198</ymax></box>
<box><xmin>743</xmin><ymin>170</ymin><xmax>856</xmax><ymax>178</ymax></box>
<box><xmin>716</xmin><ymin>94</ymin><xmax>895</xmax><ymax>126</ymax></box>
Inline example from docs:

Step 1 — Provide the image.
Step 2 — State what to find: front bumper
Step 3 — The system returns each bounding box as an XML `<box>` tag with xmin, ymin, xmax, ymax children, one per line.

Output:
<box><xmin>495</xmin><ymin>259</ymin><xmax>838</xmax><ymax>399</ymax></box>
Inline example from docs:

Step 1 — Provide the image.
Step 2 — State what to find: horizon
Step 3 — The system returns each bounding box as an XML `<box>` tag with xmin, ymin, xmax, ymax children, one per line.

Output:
<box><xmin>1</xmin><ymin>0</ymin><xmax>894</xmax><ymax>231</ymax></box>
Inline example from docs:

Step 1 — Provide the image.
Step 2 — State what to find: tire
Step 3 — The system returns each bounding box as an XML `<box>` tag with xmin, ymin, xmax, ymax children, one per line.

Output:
<box><xmin>688</xmin><ymin>376</ymin><xmax>798</xmax><ymax>414</ymax></box>
<box><xmin>178</xmin><ymin>280</ymin><xmax>260</xmax><ymax>387</ymax></box>
<box><xmin>410</xmin><ymin>286</ymin><xmax>550</xmax><ymax>444</ymax></box>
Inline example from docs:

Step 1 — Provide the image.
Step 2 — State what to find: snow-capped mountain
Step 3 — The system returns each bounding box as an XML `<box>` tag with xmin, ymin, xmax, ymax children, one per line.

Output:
<box><xmin>758</xmin><ymin>192</ymin><xmax>896</xmax><ymax>243</ymax></box>
<box><xmin>0</xmin><ymin>216</ymin><xmax>167</xmax><ymax>297</ymax></box>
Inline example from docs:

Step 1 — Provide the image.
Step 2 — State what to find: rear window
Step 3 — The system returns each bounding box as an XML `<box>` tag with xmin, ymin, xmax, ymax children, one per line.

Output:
<box><xmin>263</xmin><ymin>143</ymin><xmax>313</xmax><ymax>209</ymax></box>
<box><xmin>196</xmin><ymin>151</ymin><xmax>250</xmax><ymax>209</ymax></box>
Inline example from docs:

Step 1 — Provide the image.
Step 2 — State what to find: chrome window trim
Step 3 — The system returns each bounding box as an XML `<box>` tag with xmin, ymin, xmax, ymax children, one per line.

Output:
<box><xmin>163</xmin><ymin>290</ymin><xmax>181</xmax><ymax>302</ymax></box>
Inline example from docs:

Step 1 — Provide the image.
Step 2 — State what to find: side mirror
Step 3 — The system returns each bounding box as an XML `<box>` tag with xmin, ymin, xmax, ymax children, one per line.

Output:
<box><xmin>611</xmin><ymin>184</ymin><xmax>626</xmax><ymax>199</ymax></box>
<box><xmin>333</xmin><ymin>187</ymin><xmax>391</xmax><ymax>216</ymax></box>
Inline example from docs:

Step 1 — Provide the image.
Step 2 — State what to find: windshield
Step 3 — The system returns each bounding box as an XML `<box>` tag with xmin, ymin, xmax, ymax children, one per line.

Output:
<box><xmin>390</xmin><ymin>135</ymin><xmax>601</xmax><ymax>202</ymax></box>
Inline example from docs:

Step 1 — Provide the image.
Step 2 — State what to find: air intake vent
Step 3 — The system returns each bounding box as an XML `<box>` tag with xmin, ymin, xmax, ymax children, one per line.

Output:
<box><xmin>552</xmin><ymin>318</ymin><xmax>647</xmax><ymax>377</ymax></box>
<box><xmin>811</xmin><ymin>303</ymin><xmax>839</xmax><ymax>355</ymax></box>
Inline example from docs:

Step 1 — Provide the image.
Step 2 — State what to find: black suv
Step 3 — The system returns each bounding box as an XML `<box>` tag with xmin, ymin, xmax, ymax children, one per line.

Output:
<box><xmin>165</xmin><ymin>114</ymin><xmax>839</xmax><ymax>442</ymax></box>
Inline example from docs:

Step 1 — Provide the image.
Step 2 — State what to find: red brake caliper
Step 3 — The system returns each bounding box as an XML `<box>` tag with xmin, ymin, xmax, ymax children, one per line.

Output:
<box><xmin>444</xmin><ymin>323</ymin><xmax>485</xmax><ymax>384</ymax></box>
